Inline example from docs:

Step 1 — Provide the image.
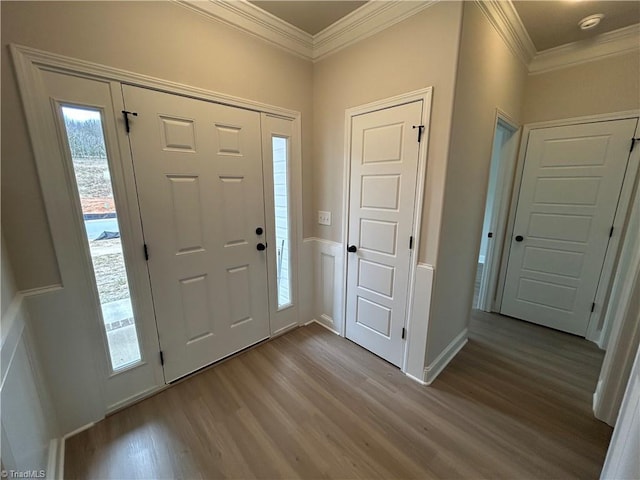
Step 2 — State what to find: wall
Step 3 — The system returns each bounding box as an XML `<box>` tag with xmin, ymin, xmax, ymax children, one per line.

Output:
<box><xmin>523</xmin><ymin>52</ymin><xmax>640</xmax><ymax>124</ymax></box>
<box><xmin>600</xmin><ymin>343</ymin><xmax>640</xmax><ymax>479</ymax></box>
<box><xmin>1</xmin><ymin>238</ymin><xmax>59</xmax><ymax>477</ymax></box>
<box><xmin>426</xmin><ymin>2</ymin><xmax>527</xmax><ymax>367</ymax></box>
<box><xmin>312</xmin><ymin>1</ymin><xmax>464</xmax><ymax>266</ymax></box>
<box><xmin>1</xmin><ymin>0</ymin><xmax>314</xmax><ymax>291</ymax></box>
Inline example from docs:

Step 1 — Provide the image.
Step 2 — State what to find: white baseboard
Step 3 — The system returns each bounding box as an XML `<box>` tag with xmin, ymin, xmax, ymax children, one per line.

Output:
<box><xmin>424</xmin><ymin>328</ymin><xmax>468</xmax><ymax>385</ymax></box>
<box><xmin>405</xmin><ymin>371</ymin><xmax>428</xmax><ymax>386</ymax></box>
<box><xmin>305</xmin><ymin>318</ymin><xmax>341</xmax><ymax>335</ymax></box>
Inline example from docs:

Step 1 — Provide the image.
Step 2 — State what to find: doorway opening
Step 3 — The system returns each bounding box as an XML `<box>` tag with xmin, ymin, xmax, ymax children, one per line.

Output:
<box><xmin>474</xmin><ymin>115</ymin><xmax>519</xmax><ymax>312</ymax></box>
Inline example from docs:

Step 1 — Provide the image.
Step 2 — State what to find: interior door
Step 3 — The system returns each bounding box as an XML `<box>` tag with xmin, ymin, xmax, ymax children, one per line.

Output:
<box><xmin>501</xmin><ymin>118</ymin><xmax>638</xmax><ymax>335</ymax></box>
<box><xmin>122</xmin><ymin>85</ymin><xmax>270</xmax><ymax>382</ymax></box>
<box><xmin>345</xmin><ymin>100</ymin><xmax>422</xmax><ymax>367</ymax></box>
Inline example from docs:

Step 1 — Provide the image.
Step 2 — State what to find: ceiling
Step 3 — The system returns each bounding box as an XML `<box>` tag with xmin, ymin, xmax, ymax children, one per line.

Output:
<box><xmin>248</xmin><ymin>0</ymin><xmax>640</xmax><ymax>50</ymax></box>
<box><xmin>249</xmin><ymin>1</ymin><xmax>367</xmax><ymax>35</ymax></box>
<box><xmin>513</xmin><ymin>1</ymin><xmax>640</xmax><ymax>51</ymax></box>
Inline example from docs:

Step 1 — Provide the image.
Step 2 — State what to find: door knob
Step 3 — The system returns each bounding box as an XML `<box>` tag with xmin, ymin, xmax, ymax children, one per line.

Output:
<box><xmin>347</xmin><ymin>245</ymin><xmax>357</xmax><ymax>253</ymax></box>
<box><xmin>256</xmin><ymin>227</ymin><xmax>263</xmax><ymax>235</ymax></box>
<box><xmin>257</xmin><ymin>243</ymin><xmax>266</xmax><ymax>251</ymax></box>
<box><xmin>515</xmin><ymin>235</ymin><xmax>524</xmax><ymax>242</ymax></box>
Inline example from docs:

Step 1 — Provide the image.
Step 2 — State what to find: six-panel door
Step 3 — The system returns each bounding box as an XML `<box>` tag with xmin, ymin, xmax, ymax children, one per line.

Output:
<box><xmin>123</xmin><ymin>85</ymin><xmax>270</xmax><ymax>382</ymax></box>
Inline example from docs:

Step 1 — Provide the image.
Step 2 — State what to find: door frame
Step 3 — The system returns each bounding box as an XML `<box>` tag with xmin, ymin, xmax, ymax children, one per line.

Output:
<box><xmin>495</xmin><ymin>110</ymin><xmax>640</xmax><ymax>344</ymax></box>
<box><xmin>340</xmin><ymin>88</ymin><xmax>433</xmax><ymax>372</ymax></box>
<box><xmin>11</xmin><ymin>43</ymin><xmax>303</xmax><ymax>414</ymax></box>
<box><xmin>476</xmin><ymin>109</ymin><xmax>520</xmax><ymax>313</ymax></box>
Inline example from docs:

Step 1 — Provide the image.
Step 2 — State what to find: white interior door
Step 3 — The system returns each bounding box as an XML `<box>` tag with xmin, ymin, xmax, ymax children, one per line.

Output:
<box><xmin>345</xmin><ymin>100</ymin><xmax>423</xmax><ymax>367</ymax></box>
<box><xmin>123</xmin><ymin>85</ymin><xmax>270</xmax><ymax>382</ymax></box>
<box><xmin>501</xmin><ymin>118</ymin><xmax>638</xmax><ymax>335</ymax></box>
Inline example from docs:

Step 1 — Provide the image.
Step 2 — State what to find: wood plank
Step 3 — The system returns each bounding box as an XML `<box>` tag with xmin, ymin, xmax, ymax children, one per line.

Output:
<box><xmin>65</xmin><ymin>311</ymin><xmax>611</xmax><ymax>479</ymax></box>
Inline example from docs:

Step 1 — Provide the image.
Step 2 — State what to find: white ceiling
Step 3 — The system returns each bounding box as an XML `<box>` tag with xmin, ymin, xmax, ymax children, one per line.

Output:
<box><xmin>248</xmin><ymin>0</ymin><xmax>640</xmax><ymax>50</ymax></box>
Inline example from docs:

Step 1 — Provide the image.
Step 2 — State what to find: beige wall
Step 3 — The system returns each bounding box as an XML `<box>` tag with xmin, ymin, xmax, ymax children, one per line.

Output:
<box><xmin>1</xmin><ymin>0</ymin><xmax>313</xmax><ymax>290</ymax></box>
<box><xmin>312</xmin><ymin>2</ymin><xmax>464</xmax><ymax>265</ymax></box>
<box><xmin>523</xmin><ymin>52</ymin><xmax>640</xmax><ymax>124</ymax></box>
<box><xmin>426</xmin><ymin>2</ymin><xmax>527</xmax><ymax>364</ymax></box>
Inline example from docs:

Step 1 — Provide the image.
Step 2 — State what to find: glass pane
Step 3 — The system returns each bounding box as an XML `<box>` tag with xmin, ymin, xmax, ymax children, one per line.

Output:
<box><xmin>61</xmin><ymin>106</ymin><xmax>142</xmax><ymax>371</ymax></box>
<box><xmin>272</xmin><ymin>136</ymin><xmax>292</xmax><ymax>309</ymax></box>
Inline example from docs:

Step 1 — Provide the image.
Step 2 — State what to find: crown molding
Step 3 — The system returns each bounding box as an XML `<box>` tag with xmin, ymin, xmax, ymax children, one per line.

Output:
<box><xmin>475</xmin><ymin>0</ymin><xmax>536</xmax><ymax>67</ymax></box>
<box><xmin>529</xmin><ymin>23</ymin><xmax>640</xmax><ymax>75</ymax></box>
<box><xmin>176</xmin><ymin>0</ymin><xmax>438</xmax><ymax>63</ymax></box>
<box><xmin>175</xmin><ymin>0</ymin><xmax>314</xmax><ymax>60</ymax></box>
<box><xmin>313</xmin><ymin>0</ymin><xmax>438</xmax><ymax>62</ymax></box>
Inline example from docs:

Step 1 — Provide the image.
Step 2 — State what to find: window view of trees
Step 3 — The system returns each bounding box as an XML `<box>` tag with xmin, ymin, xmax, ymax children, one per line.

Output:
<box><xmin>64</xmin><ymin>118</ymin><xmax>107</xmax><ymax>157</ymax></box>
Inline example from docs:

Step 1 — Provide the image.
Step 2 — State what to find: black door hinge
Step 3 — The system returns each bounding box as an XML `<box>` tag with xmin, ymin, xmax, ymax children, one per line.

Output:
<box><xmin>402</xmin><ymin>327</ymin><xmax>406</xmax><ymax>339</ymax></box>
<box><xmin>144</xmin><ymin>243</ymin><xmax>149</xmax><ymax>261</ymax></box>
<box><xmin>631</xmin><ymin>138</ymin><xmax>639</xmax><ymax>153</ymax></box>
<box><xmin>409</xmin><ymin>236</ymin><xmax>414</xmax><ymax>250</ymax></box>
<box><xmin>591</xmin><ymin>302</ymin><xmax>595</xmax><ymax>313</ymax></box>
<box><xmin>122</xmin><ymin>110</ymin><xmax>138</xmax><ymax>134</ymax></box>
<box><xmin>160</xmin><ymin>351</ymin><xmax>164</xmax><ymax>366</ymax></box>
<box><xmin>609</xmin><ymin>226</ymin><xmax>614</xmax><ymax>238</ymax></box>
<box><xmin>412</xmin><ymin>125</ymin><xmax>425</xmax><ymax>143</ymax></box>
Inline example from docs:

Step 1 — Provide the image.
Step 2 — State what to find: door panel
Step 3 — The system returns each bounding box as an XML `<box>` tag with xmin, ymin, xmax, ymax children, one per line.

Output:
<box><xmin>123</xmin><ymin>85</ymin><xmax>269</xmax><ymax>382</ymax></box>
<box><xmin>345</xmin><ymin>101</ymin><xmax>423</xmax><ymax>367</ymax></box>
<box><xmin>501</xmin><ymin>118</ymin><xmax>637</xmax><ymax>335</ymax></box>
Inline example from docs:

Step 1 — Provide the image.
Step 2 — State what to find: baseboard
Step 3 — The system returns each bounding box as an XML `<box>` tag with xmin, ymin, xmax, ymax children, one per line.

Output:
<box><xmin>424</xmin><ymin>328</ymin><xmax>468</xmax><ymax>385</ymax></box>
<box><xmin>55</xmin><ymin>421</ymin><xmax>95</xmax><ymax>478</ymax></box>
<box><xmin>271</xmin><ymin>321</ymin><xmax>299</xmax><ymax>338</ymax></box>
<box><xmin>305</xmin><ymin>318</ymin><xmax>340</xmax><ymax>335</ymax></box>
<box><xmin>404</xmin><ymin>371</ymin><xmax>428</xmax><ymax>386</ymax></box>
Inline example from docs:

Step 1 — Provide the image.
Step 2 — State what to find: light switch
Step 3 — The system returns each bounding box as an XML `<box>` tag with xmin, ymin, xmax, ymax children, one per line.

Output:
<box><xmin>318</xmin><ymin>210</ymin><xmax>331</xmax><ymax>226</ymax></box>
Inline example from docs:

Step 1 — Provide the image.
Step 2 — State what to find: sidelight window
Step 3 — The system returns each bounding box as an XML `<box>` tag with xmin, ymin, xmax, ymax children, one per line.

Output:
<box><xmin>61</xmin><ymin>106</ymin><xmax>142</xmax><ymax>371</ymax></box>
<box><xmin>272</xmin><ymin>136</ymin><xmax>292</xmax><ymax>309</ymax></box>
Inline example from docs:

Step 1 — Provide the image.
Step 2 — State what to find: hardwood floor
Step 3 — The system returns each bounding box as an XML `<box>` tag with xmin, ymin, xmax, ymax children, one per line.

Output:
<box><xmin>65</xmin><ymin>312</ymin><xmax>611</xmax><ymax>479</ymax></box>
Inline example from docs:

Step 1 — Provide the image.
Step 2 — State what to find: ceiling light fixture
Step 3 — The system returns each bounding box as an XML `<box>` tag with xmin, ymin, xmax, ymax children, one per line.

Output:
<box><xmin>579</xmin><ymin>14</ymin><xmax>604</xmax><ymax>30</ymax></box>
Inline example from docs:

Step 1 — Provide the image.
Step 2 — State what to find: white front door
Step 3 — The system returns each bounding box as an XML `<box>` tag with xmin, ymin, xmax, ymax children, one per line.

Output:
<box><xmin>123</xmin><ymin>85</ymin><xmax>270</xmax><ymax>382</ymax></box>
<box><xmin>501</xmin><ymin>118</ymin><xmax>638</xmax><ymax>335</ymax></box>
<box><xmin>345</xmin><ymin>101</ymin><xmax>423</xmax><ymax>367</ymax></box>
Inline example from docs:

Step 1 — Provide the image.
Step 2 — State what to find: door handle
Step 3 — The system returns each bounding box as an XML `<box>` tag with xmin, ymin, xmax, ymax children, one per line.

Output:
<box><xmin>257</xmin><ymin>243</ymin><xmax>266</xmax><ymax>251</ymax></box>
<box><xmin>347</xmin><ymin>245</ymin><xmax>357</xmax><ymax>253</ymax></box>
<box><xmin>515</xmin><ymin>235</ymin><xmax>524</xmax><ymax>242</ymax></box>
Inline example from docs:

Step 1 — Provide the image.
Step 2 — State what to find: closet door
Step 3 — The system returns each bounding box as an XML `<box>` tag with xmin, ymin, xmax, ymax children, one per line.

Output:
<box><xmin>123</xmin><ymin>86</ymin><xmax>270</xmax><ymax>382</ymax></box>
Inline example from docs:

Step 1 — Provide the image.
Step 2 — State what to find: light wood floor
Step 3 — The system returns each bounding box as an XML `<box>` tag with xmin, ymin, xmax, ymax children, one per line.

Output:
<box><xmin>65</xmin><ymin>311</ymin><xmax>611</xmax><ymax>479</ymax></box>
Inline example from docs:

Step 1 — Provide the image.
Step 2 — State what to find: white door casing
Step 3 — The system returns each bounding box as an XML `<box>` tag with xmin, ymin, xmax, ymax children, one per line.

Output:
<box><xmin>123</xmin><ymin>85</ymin><xmax>270</xmax><ymax>382</ymax></box>
<box><xmin>345</xmin><ymin>100</ymin><xmax>423</xmax><ymax>367</ymax></box>
<box><xmin>501</xmin><ymin>118</ymin><xmax>638</xmax><ymax>336</ymax></box>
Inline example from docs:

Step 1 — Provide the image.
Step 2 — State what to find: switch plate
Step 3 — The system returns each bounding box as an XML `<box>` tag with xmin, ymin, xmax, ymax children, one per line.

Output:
<box><xmin>318</xmin><ymin>211</ymin><xmax>331</xmax><ymax>226</ymax></box>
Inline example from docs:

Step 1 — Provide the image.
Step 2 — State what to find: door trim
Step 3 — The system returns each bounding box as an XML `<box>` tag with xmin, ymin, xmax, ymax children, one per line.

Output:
<box><xmin>340</xmin><ymin>88</ymin><xmax>433</xmax><ymax>373</ymax></box>
<box><xmin>496</xmin><ymin>110</ymin><xmax>640</xmax><ymax>344</ymax></box>
<box><xmin>10</xmin><ymin>43</ymin><xmax>304</xmax><ymax>417</ymax></box>
<box><xmin>477</xmin><ymin>109</ymin><xmax>520</xmax><ymax>313</ymax></box>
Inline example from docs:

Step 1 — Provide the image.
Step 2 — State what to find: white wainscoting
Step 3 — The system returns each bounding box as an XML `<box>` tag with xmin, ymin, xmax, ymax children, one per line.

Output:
<box><xmin>301</xmin><ymin>241</ymin><xmax>455</xmax><ymax>386</ymax></box>
<box><xmin>1</xmin><ymin>293</ymin><xmax>60</xmax><ymax>479</ymax></box>
<box><xmin>404</xmin><ymin>263</ymin><xmax>434</xmax><ymax>383</ymax></box>
<box><xmin>311</xmin><ymin>238</ymin><xmax>345</xmax><ymax>335</ymax></box>
<box><xmin>600</xmin><ymin>344</ymin><xmax>640</xmax><ymax>479</ymax></box>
